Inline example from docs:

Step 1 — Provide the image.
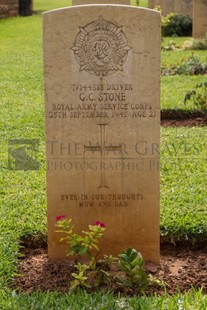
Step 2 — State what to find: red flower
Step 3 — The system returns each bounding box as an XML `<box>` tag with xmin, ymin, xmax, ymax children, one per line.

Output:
<box><xmin>94</xmin><ymin>221</ymin><xmax>105</xmax><ymax>228</ymax></box>
<box><xmin>55</xmin><ymin>215</ymin><xmax>66</xmax><ymax>222</ymax></box>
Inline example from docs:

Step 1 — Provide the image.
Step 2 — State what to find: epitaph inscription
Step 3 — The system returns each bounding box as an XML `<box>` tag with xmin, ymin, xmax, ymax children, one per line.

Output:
<box><xmin>72</xmin><ymin>16</ymin><xmax>131</xmax><ymax>80</ymax></box>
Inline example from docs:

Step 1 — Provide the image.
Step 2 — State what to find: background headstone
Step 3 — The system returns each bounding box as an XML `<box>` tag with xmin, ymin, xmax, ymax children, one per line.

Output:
<box><xmin>0</xmin><ymin>0</ymin><xmax>18</xmax><ymax>17</ymax></box>
<box><xmin>193</xmin><ymin>0</ymin><xmax>207</xmax><ymax>37</ymax></box>
<box><xmin>175</xmin><ymin>0</ymin><xmax>192</xmax><ymax>17</ymax></box>
<box><xmin>44</xmin><ymin>5</ymin><xmax>161</xmax><ymax>264</ymax></box>
<box><xmin>72</xmin><ymin>0</ymin><xmax>130</xmax><ymax>4</ymax></box>
<box><xmin>161</xmin><ymin>0</ymin><xmax>175</xmax><ymax>16</ymax></box>
<box><xmin>19</xmin><ymin>0</ymin><xmax>33</xmax><ymax>16</ymax></box>
<box><xmin>0</xmin><ymin>4</ymin><xmax>9</xmax><ymax>19</ymax></box>
<box><xmin>148</xmin><ymin>0</ymin><xmax>155</xmax><ymax>9</ymax></box>
<box><xmin>154</xmin><ymin>0</ymin><xmax>162</xmax><ymax>7</ymax></box>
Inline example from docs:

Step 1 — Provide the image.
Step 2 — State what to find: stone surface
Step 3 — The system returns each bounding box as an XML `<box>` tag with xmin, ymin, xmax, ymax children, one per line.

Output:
<box><xmin>72</xmin><ymin>0</ymin><xmax>130</xmax><ymax>4</ymax></box>
<box><xmin>148</xmin><ymin>0</ymin><xmax>155</xmax><ymax>9</ymax></box>
<box><xmin>162</xmin><ymin>0</ymin><xmax>175</xmax><ymax>16</ymax></box>
<box><xmin>43</xmin><ymin>5</ymin><xmax>160</xmax><ymax>263</ymax></box>
<box><xmin>175</xmin><ymin>0</ymin><xmax>192</xmax><ymax>17</ymax></box>
<box><xmin>154</xmin><ymin>0</ymin><xmax>176</xmax><ymax>16</ymax></box>
<box><xmin>193</xmin><ymin>0</ymin><xmax>207</xmax><ymax>37</ymax></box>
<box><xmin>0</xmin><ymin>0</ymin><xmax>18</xmax><ymax>17</ymax></box>
<box><xmin>154</xmin><ymin>0</ymin><xmax>162</xmax><ymax>7</ymax></box>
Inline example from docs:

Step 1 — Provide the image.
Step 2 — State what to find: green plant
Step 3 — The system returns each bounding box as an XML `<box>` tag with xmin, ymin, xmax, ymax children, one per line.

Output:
<box><xmin>161</xmin><ymin>55</ymin><xmax>207</xmax><ymax>76</ymax></box>
<box><xmin>183</xmin><ymin>35</ymin><xmax>207</xmax><ymax>50</ymax></box>
<box><xmin>162</xmin><ymin>13</ymin><xmax>192</xmax><ymax>37</ymax></box>
<box><xmin>56</xmin><ymin>217</ymin><xmax>106</xmax><ymax>289</ymax></box>
<box><xmin>184</xmin><ymin>82</ymin><xmax>207</xmax><ymax>117</ymax></box>
<box><xmin>88</xmin><ymin>265</ymin><xmax>111</xmax><ymax>288</ymax></box>
<box><xmin>71</xmin><ymin>262</ymin><xmax>90</xmax><ymax>289</ymax></box>
<box><xmin>118</xmin><ymin>248</ymin><xmax>148</xmax><ymax>290</ymax></box>
<box><xmin>55</xmin><ymin>217</ymin><xmax>105</xmax><ymax>261</ymax></box>
<box><xmin>161</xmin><ymin>39</ymin><xmax>179</xmax><ymax>51</ymax></box>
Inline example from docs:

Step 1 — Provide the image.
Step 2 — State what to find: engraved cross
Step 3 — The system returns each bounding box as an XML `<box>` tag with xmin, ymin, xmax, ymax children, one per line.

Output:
<box><xmin>84</xmin><ymin>124</ymin><xmax>122</xmax><ymax>189</ymax></box>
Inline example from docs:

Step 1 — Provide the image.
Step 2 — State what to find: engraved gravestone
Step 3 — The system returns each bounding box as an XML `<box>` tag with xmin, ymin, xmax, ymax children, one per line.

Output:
<box><xmin>193</xmin><ymin>0</ymin><xmax>207</xmax><ymax>37</ymax></box>
<box><xmin>43</xmin><ymin>5</ymin><xmax>161</xmax><ymax>263</ymax></box>
<box><xmin>72</xmin><ymin>0</ymin><xmax>130</xmax><ymax>4</ymax></box>
<box><xmin>175</xmin><ymin>0</ymin><xmax>192</xmax><ymax>17</ymax></box>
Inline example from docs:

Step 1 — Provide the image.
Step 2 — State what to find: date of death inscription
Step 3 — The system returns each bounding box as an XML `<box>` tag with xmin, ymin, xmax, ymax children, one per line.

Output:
<box><xmin>48</xmin><ymin>83</ymin><xmax>158</xmax><ymax>119</ymax></box>
<box><xmin>61</xmin><ymin>193</ymin><xmax>144</xmax><ymax>208</ymax></box>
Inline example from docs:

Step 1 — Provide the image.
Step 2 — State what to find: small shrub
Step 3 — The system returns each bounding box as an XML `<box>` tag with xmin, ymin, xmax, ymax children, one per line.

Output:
<box><xmin>55</xmin><ymin>217</ymin><xmax>106</xmax><ymax>289</ymax></box>
<box><xmin>118</xmin><ymin>248</ymin><xmax>148</xmax><ymax>290</ymax></box>
<box><xmin>55</xmin><ymin>217</ymin><xmax>153</xmax><ymax>293</ymax></box>
<box><xmin>161</xmin><ymin>39</ymin><xmax>179</xmax><ymax>51</ymax></box>
<box><xmin>183</xmin><ymin>35</ymin><xmax>207</xmax><ymax>50</ymax></box>
<box><xmin>161</xmin><ymin>55</ymin><xmax>207</xmax><ymax>76</ymax></box>
<box><xmin>184</xmin><ymin>82</ymin><xmax>207</xmax><ymax>117</ymax></box>
<box><xmin>162</xmin><ymin>13</ymin><xmax>192</xmax><ymax>37</ymax></box>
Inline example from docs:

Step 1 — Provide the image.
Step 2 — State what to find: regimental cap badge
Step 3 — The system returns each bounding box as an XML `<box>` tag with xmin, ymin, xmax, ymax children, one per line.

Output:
<box><xmin>72</xmin><ymin>16</ymin><xmax>131</xmax><ymax>80</ymax></box>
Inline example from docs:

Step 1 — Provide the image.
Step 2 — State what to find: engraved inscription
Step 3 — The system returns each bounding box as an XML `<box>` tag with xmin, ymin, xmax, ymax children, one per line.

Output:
<box><xmin>60</xmin><ymin>193</ymin><xmax>144</xmax><ymax>208</ymax></box>
<box><xmin>72</xmin><ymin>16</ymin><xmax>131</xmax><ymax>80</ymax></box>
<box><xmin>47</xmin><ymin>83</ymin><xmax>157</xmax><ymax>120</ymax></box>
<box><xmin>84</xmin><ymin>123</ymin><xmax>122</xmax><ymax>189</ymax></box>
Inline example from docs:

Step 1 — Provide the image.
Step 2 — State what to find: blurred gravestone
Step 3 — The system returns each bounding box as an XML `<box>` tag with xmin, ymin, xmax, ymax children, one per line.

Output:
<box><xmin>161</xmin><ymin>0</ymin><xmax>175</xmax><ymax>16</ymax></box>
<box><xmin>154</xmin><ymin>0</ymin><xmax>162</xmax><ymax>8</ymax></box>
<box><xmin>175</xmin><ymin>0</ymin><xmax>192</xmax><ymax>17</ymax></box>
<box><xmin>19</xmin><ymin>0</ymin><xmax>32</xmax><ymax>16</ymax></box>
<box><xmin>148</xmin><ymin>0</ymin><xmax>155</xmax><ymax>9</ymax></box>
<box><xmin>0</xmin><ymin>0</ymin><xmax>18</xmax><ymax>17</ymax></box>
<box><xmin>193</xmin><ymin>0</ymin><xmax>207</xmax><ymax>37</ymax></box>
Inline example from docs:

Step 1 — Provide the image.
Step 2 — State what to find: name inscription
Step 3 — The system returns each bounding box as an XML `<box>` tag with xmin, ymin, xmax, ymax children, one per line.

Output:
<box><xmin>48</xmin><ymin>83</ymin><xmax>157</xmax><ymax>119</ymax></box>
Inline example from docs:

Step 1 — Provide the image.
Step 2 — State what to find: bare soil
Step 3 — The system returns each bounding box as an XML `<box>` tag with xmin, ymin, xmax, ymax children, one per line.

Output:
<box><xmin>161</xmin><ymin>118</ymin><xmax>206</xmax><ymax>127</ymax></box>
<box><xmin>11</xmin><ymin>243</ymin><xmax>207</xmax><ymax>295</ymax></box>
<box><xmin>161</xmin><ymin>110</ymin><xmax>206</xmax><ymax>127</ymax></box>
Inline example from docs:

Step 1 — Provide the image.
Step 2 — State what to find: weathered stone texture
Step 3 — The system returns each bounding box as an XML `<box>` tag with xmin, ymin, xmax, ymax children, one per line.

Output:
<box><xmin>44</xmin><ymin>5</ymin><xmax>161</xmax><ymax>264</ymax></box>
<box><xmin>0</xmin><ymin>0</ymin><xmax>18</xmax><ymax>17</ymax></box>
<box><xmin>193</xmin><ymin>0</ymin><xmax>207</xmax><ymax>37</ymax></box>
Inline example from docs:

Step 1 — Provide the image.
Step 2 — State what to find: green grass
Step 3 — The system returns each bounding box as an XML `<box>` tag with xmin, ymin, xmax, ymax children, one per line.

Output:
<box><xmin>161</xmin><ymin>75</ymin><xmax>207</xmax><ymax>110</ymax></box>
<box><xmin>0</xmin><ymin>289</ymin><xmax>206</xmax><ymax>309</ymax></box>
<box><xmin>161</xmin><ymin>37</ymin><xmax>207</xmax><ymax>110</ymax></box>
<box><xmin>0</xmin><ymin>1</ymin><xmax>207</xmax><ymax>307</ymax></box>
<box><xmin>161</xmin><ymin>49</ymin><xmax>207</xmax><ymax>66</ymax></box>
<box><xmin>34</xmin><ymin>0</ymin><xmax>71</xmax><ymax>12</ymax></box>
<box><xmin>161</xmin><ymin>127</ymin><xmax>207</xmax><ymax>241</ymax></box>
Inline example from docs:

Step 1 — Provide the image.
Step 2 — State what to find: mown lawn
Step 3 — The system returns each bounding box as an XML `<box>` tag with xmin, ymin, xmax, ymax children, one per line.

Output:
<box><xmin>0</xmin><ymin>0</ymin><xmax>207</xmax><ymax>308</ymax></box>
